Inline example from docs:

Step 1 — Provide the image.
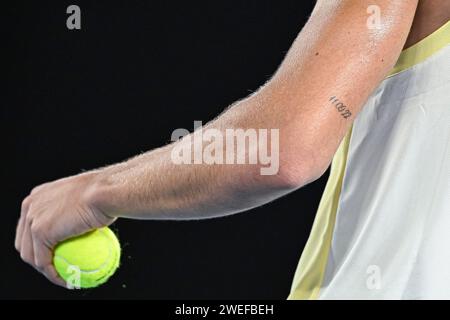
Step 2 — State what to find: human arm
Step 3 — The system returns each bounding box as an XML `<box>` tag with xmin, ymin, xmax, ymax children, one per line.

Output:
<box><xmin>16</xmin><ymin>0</ymin><xmax>419</xmax><ymax>286</ymax></box>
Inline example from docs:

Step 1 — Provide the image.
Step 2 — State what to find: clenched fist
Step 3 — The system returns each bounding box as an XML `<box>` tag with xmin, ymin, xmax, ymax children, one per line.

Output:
<box><xmin>15</xmin><ymin>171</ymin><xmax>115</xmax><ymax>287</ymax></box>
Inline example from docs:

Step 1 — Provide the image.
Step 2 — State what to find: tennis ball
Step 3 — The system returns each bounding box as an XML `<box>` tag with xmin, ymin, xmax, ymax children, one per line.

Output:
<box><xmin>53</xmin><ymin>227</ymin><xmax>121</xmax><ymax>289</ymax></box>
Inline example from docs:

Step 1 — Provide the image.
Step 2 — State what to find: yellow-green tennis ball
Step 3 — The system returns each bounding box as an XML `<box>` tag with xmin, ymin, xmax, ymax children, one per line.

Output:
<box><xmin>53</xmin><ymin>227</ymin><xmax>121</xmax><ymax>289</ymax></box>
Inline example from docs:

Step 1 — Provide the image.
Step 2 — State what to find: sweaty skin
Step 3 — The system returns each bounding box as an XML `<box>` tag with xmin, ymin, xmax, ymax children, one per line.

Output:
<box><xmin>15</xmin><ymin>0</ymin><xmax>448</xmax><ymax>287</ymax></box>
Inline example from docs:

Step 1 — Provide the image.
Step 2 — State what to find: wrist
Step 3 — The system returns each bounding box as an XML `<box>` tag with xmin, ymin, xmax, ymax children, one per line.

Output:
<box><xmin>83</xmin><ymin>170</ymin><xmax>123</xmax><ymax>220</ymax></box>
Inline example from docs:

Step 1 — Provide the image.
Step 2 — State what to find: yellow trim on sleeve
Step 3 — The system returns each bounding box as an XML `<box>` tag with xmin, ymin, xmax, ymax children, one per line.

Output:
<box><xmin>389</xmin><ymin>20</ymin><xmax>450</xmax><ymax>77</ymax></box>
<box><xmin>288</xmin><ymin>127</ymin><xmax>353</xmax><ymax>300</ymax></box>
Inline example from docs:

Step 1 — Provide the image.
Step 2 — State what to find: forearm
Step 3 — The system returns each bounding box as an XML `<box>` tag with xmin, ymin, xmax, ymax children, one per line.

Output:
<box><xmin>88</xmin><ymin>0</ymin><xmax>418</xmax><ymax>220</ymax></box>
<box><xmin>90</xmin><ymin>94</ymin><xmax>301</xmax><ymax>220</ymax></box>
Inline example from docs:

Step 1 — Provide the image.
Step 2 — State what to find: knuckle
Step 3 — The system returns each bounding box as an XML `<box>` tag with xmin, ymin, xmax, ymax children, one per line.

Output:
<box><xmin>21</xmin><ymin>196</ymin><xmax>32</xmax><ymax>212</ymax></box>
<box><xmin>35</xmin><ymin>259</ymin><xmax>46</xmax><ymax>270</ymax></box>
<box><xmin>34</xmin><ymin>222</ymin><xmax>55</xmax><ymax>246</ymax></box>
<box><xmin>30</xmin><ymin>187</ymin><xmax>40</xmax><ymax>195</ymax></box>
<box><xmin>20</xmin><ymin>251</ymin><xmax>30</xmax><ymax>263</ymax></box>
<box><xmin>31</xmin><ymin>222</ymin><xmax>48</xmax><ymax>243</ymax></box>
<box><xmin>31</xmin><ymin>183</ymin><xmax>47</xmax><ymax>194</ymax></box>
<box><xmin>30</xmin><ymin>221</ymin><xmax>42</xmax><ymax>235</ymax></box>
<box><xmin>25</xmin><ymin>212</ymin><xmax>35</xmax><ymax>224</ymax></box>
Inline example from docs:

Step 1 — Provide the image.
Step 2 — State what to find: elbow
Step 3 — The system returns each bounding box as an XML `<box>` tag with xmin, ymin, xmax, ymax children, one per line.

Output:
<box><xmin>272</xmin><ymin>150</ymin><xmax>330</xmax><ymax>190</ymax></box>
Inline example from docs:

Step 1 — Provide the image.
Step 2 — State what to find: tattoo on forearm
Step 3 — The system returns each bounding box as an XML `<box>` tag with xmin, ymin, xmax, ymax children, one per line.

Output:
<box><xmin>329</xmin><ymin>96</ymin><xmax>352</xmax><ymax>119</ymax></box>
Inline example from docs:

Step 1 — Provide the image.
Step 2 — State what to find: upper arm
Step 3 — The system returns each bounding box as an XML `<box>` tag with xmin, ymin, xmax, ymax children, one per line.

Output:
<box><xmin>260</xmin><ymin>0</ymin><xmax>419</xmax><ymax>177</ymax></box>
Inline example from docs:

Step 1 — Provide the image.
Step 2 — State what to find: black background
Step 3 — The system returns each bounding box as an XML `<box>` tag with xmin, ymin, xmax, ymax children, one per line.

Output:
<box><xmin>2</xmin><ymin>0</ymin><xmax>329</xmax><ymax>299</ymax></box>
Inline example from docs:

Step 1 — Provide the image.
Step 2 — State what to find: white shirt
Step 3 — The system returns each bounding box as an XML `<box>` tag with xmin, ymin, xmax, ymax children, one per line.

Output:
<box><xmin>289</xmin><ymin>20</ymin><xmax>450</xmax><ymax>300</ymax></box>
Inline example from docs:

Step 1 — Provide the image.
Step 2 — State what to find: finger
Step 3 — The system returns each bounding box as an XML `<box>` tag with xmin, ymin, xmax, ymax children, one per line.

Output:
<box><xmin>42</xmin><ymin>264</ymin><xmax>67</xmax><ymax>288</ymax></box>
<box><xmin>16</xmin><ymin>197</ymin><xmax>31</xmax><ymax>252</ymax></box>
<box><xmin>20</xmin><ymin>218</ymin><xmax>35</xmax><ymax>267</ymax></box>
<box><xmin>15</xmin><ymin>217</ymin><xmax>25</xmax><ymax>251</ymax></box>
<box><xmin>31</xmin><ymin>231</ymin><xmax>65</xmax><ymax>287</ymax></box>
<box><xmin>31</xmin><ymin>223</ymin><xmax>52</xmax><ymax>271</ymax></box>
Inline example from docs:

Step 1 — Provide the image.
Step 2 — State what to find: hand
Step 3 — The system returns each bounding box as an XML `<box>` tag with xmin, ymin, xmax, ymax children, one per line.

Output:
<box><xmin>15</xmin><ymin>171</ymin><xmax>115</xmax><ymax>287</ymax></box>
